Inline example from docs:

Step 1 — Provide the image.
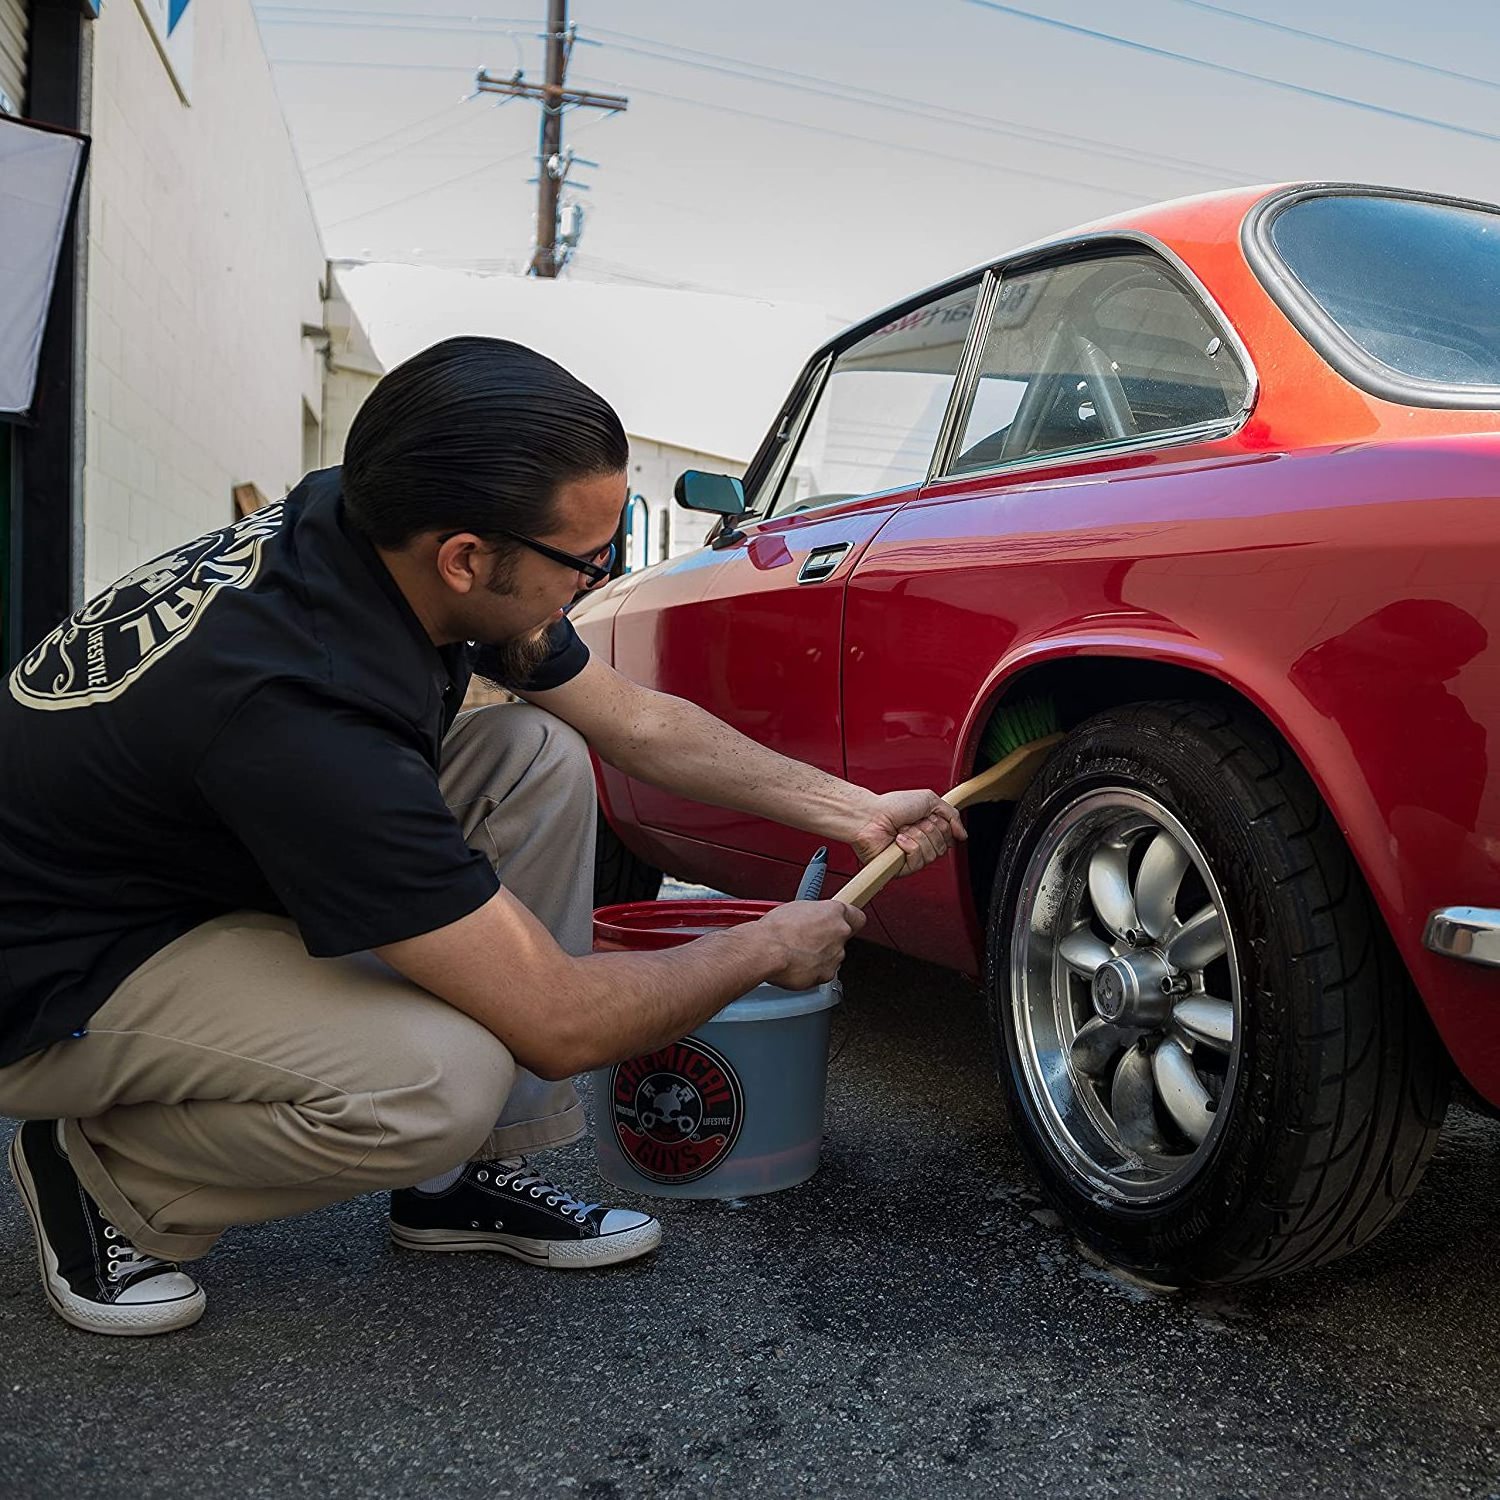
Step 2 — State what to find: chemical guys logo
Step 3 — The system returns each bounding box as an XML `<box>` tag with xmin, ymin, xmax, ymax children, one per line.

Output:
<box><xmin>9</xmin><ymin>504</ymin><xmax>284</xmax><ymax>711</ymax></box>
<box><xmin>611</xmin><ymin>1036</ymin><xmax>745</xmax><ymax>1184</ymax></box>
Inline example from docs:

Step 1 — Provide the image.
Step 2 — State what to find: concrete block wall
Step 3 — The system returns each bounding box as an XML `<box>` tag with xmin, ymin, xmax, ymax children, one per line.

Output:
<box><xmin>81</xmin><ymin>0</ymin><xmax>326</xmax><ymax>597</ymax></box>
<box><xmin>320</xmin><ymin>272</ymin><xmax>383</xmax><ymax>469</ymax></box>
<box><xmin>319</xmin><ymin>369</ymin><xmax>378</xmax><ymax>471</ymax></box>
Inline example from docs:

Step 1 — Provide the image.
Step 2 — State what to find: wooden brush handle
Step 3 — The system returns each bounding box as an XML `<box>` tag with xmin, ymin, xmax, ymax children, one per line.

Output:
<box><xmin>832</xmin><ymin>842</ymin><xmax>909</xmax><ymax>911</ymax></box>
<box><xmin>832</xmin><ymin>735</ymin><xmax>1064</xmax><ymax>911</ymax></box>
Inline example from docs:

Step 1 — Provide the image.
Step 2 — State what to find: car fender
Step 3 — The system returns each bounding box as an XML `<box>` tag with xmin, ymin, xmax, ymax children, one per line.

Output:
<box><xmin>961</xmin><ymin>623</ymin><xmax>1500</xmax><ymax>1105</ymax></box>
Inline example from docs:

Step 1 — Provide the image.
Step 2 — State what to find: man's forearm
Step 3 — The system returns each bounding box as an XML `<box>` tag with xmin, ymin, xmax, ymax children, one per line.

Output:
<box><xmin>598</xmin><ymin>690</ymin><xmax>877</xmax><ymax>843</ymax></box>
<box><xmin>546</xmin><ymin>926</ymin><xmax>785</xmax><ymax>1077</ymax></box>
<box><xmin>378</xmin><ymin>888</ymin><xmax>859</xmax><ymax>1086</ymax></box>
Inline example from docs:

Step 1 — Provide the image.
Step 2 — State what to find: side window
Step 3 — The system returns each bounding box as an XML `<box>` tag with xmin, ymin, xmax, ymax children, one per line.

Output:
<box><xmin>767</xmin><ymin>283</ymin><xmax>979</xmax><ymax>518</ymax></box>
<box><xmin>950</xmin><ymin>253</ymin><xmax>1249</xmax><ymax>475</ymax></box>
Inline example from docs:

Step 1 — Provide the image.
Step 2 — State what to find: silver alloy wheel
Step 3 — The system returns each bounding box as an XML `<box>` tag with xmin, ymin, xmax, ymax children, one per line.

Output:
<box><xmin>1009</xmin><ymin>788</ymin><xmax>1243</xmax><ymax>1203</ymax></box>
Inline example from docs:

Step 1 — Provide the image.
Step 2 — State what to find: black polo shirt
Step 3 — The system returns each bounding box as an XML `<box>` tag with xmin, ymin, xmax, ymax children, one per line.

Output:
<box><xmin>0</xmin><ymin>467</ymin><xmax>589</xmax><ymax>1067</ymax></box>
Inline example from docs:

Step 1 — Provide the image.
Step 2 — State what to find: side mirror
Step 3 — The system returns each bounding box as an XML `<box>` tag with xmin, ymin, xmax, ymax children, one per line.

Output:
<box><xmin>674</xmin><ymin>470</ymin><xmax>746</xmax><ymax>516</ymax></box>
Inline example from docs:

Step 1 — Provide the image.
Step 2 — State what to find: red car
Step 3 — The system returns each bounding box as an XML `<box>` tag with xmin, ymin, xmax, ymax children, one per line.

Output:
<box><xmin>571</xmin><ymin>182</ymin><xmax>1500</xmax><ymax>1286</ymax></box>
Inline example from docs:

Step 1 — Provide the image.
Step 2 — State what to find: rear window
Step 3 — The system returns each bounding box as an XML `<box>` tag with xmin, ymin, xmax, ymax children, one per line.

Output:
<box><xmin>1265</xmin><ymin>194</ymin><xmax>1500</xmax><ymax>390</ymax></box>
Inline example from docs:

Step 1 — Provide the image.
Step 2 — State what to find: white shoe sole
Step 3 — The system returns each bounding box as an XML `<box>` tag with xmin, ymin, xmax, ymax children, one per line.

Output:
<box><xmin>7</xmin><ymin>1131</ymin><xmax>206</xmax><ymax>1337</ymax></box>
<box><xmin>389</xmin><ymin>1217</ymin><xmax>662</xmax><ymax>1269</ymax></box>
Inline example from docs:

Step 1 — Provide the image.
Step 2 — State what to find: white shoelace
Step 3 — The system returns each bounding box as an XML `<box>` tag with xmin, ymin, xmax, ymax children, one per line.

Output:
<box><xmin>492</xmin><ymin>1162</ymin><xmax>599</xmax><ymax>1220</ymax></box>
<box><xmin>106</xmin><ymin>1235</ymin><xmax>170</xmax><ymax>1283</ymax></box>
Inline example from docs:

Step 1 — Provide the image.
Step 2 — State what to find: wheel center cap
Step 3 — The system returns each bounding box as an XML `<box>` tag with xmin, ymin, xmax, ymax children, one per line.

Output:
<box><xmin>1092</xmin><ymin>961</ymin><xmax>1129</xmax><ymax>1021</ymax></box>
<box><xmin>1092</xmin><ymin>951</ymin><xmax>1173</xmax><ymax>1025</ymax></box>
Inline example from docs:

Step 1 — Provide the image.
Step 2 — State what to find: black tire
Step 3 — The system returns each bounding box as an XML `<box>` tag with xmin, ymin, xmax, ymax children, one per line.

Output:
<box><xmin>985</xmin><ymin>700</ymin><xmax>1451</xmax><ymax>1285</ymax></box>
<box><xmin>593</xmin><ymin>806</ymin><xmax>663</xmax><ymax>907</ymax></box>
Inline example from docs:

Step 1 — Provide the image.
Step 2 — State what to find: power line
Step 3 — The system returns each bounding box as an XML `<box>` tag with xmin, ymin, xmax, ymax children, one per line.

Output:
<box><xmin>568</xmin><ymin>71</ymin><xmax>1153</xmax><ymax>203</ymax></box>
<box><xmin>255</xmin><ymin>6</ymin><xmax>533</xmax><ymax>27</ymax></box>
<box><xmin>263</xmin><ymin>3</ymin><xmax>1500</xmax><ymax>109</ymax></box>
<box><xmin>321</xmin><ymin>112</ymin><xmax>608</xmax><ymax>233</ymax></box>
<box><xmin>1161</xmin><ymin>0</ymin><xmax>1500</xmax><ymax>92</ymax></box>
<box><xmin>265</xmin><ymin>11</ymin><xmax>1263</xmax><ymax>183</ymax></box>
<box><xmin>262</xmin><ymin>1</ymin><xmax>1500</xmax><ymax>102</ymax></box>
<box><xmin>271</xmin><ymin>7</ymin><xmax>1500</xmax><ymax>183</ymax></box>
<box><xmin>585</xmin><ymin>24</ymin><xmax>1264</xmax><ymax>184</ymax></box>
<box><xmin>290</xmin><ymin>11</ymin><xmax>1500</xmax><ymax>213</ymax></box>
<box><xmin>966</xmin><ymin>1</ymin><xmax>1500</xmax><ymax>147</ymax></box>
<box><xmin>267</xmin><ymin>56</ymin><xmax>477</xmax><ymax>73</ymax></box>
<box><xmin>271</xmin><ymin>47</ymin><xmax>1171</xmax><ymax>202</ymax></box>
<box><xmin>313</xmin><ymin>113</ymin><xmax>502</xmax><ymax>192</ymax></box>
<box><xmin>305</xmin><ymin>100</ymin><xmax>475</xmax><ymax>180</ymax></box>
<box><xmin>322</xmin><ymin>141</ymin><xmax>533</xmax><ymax>232</ymax></box>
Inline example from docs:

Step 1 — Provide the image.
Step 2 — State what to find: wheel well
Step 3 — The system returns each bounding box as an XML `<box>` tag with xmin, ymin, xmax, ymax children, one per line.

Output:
<box><xmin>963</xmin><ymin>657</ymin><xmax>1280</xmax><ymax>922</ymax></box>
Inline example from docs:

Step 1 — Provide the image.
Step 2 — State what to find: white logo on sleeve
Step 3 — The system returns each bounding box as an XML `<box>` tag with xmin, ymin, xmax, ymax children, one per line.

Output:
<box><xmin>9</xmin><ymin>503</ymin><xmax>285</xmax><ymax>711</ymax></box>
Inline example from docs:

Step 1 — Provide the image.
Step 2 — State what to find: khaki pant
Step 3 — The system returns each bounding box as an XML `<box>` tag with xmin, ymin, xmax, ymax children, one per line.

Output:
<box><xmin>0</xmin><ymin>704</ymin><xmax>595</xmax><ymax>1261</ymax></box>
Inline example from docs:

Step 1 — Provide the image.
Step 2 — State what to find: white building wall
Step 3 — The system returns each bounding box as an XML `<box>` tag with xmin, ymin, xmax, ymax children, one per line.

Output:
<box><xmin>81</xmin><ymin>0</ymin><xmax>326</xmax><ymax>597</ymax></box>
<box><xmin>625</xmin><ymin>437</ymin><xmax>742</xmax><ymax>569</ymax></box>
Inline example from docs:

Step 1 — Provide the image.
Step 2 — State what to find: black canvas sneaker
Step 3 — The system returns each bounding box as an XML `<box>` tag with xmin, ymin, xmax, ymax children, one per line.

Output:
<box><xmin>7</xmin><ymin>1120</ymin><xmax>206</xmax><ymax>1336</ymax></box>
<box><xmin>389</xmin><ymin>1159</ymin><xmax>661</xmax><ymax>1269</ymax></box>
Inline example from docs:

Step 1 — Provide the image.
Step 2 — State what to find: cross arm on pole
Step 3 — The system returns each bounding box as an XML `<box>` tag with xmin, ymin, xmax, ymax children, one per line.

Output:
<box><xmin>475</xmin><ymin>71</ymin><xmax>629</xmax><ymax>114</ymax></box>
<box><xmin>475</xmin><ymin>3</ymin><xmax>629</xmax><ymax>278</ymax></box>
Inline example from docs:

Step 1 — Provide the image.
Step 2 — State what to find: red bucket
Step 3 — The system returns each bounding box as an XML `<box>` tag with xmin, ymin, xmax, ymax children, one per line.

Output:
<box><xmin>589</xmin><ymin>898</ymin><xmax>838</xmax><ymax>1199</ymax></box>
<box><xmin>592</xmin><ymin>899</ymin><xmax>775</xmax><ymax>952</ymax></box>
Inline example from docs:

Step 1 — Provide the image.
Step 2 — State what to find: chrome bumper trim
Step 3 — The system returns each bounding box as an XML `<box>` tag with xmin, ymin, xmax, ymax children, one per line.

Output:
<box><xmin>1424</xmin><ymin>907</ymin><xmax>1500</xmax><ymax>969</ymax></box>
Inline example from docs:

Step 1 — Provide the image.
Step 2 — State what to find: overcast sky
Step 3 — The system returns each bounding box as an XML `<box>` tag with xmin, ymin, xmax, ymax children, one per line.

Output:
<box><xmin>254</xmin><ymin>0</ymin><xmax>1500</xmax><ymax>324</ymax></box>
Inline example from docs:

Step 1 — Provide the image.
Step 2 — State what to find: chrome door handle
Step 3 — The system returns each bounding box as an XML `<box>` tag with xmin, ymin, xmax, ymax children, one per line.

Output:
<box><xmin>797</xmin><ymin>542</ymin><xmax>853</xmax><ymax>584</ymax></box>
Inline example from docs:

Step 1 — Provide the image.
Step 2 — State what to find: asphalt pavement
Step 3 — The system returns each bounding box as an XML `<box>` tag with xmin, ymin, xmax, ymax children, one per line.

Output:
<box><xmin>2</xmin><ymin>923</ymin><xmax>1499</xmax><ymax>1499</ymax></box>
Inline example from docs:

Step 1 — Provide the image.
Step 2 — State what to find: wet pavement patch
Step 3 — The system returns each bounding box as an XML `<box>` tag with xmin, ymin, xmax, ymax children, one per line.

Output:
<box><xmin>2</xmin><ymin>939</ymin><xmax>1499</xmax><ymax>1497</ymax></box>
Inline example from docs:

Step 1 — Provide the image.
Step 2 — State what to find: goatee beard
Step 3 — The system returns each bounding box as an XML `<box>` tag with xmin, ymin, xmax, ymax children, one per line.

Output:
<box><xmin>478</xmin><ymin>623</ymin><xmax>555</xmax><ymax>687</ymax></box>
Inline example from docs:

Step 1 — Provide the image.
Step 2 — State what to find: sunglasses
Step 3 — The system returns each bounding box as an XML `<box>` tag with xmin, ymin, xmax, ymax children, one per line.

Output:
<box><xmin>439</xmin><ymin>528</ymin><xmax>617</xmax><ymax>587</ymax></box>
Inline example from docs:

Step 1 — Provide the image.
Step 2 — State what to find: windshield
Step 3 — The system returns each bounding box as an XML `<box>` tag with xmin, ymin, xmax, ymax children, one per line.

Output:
<box><xmin>1267</xmin><ymin>194</ymin><xmax>1500</xmax><ymax>389</ymax></box>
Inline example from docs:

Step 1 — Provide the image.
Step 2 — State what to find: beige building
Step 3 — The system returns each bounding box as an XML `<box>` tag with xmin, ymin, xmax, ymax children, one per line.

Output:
<box><xmin>2</xmin><ymin>0</ymin><xmax>379</xmax><ymax>659</ymax></box>
<box><xmin>78</xmin><ymin>0</ymin><xmax>379</xmax><ymax>599</ymax></box>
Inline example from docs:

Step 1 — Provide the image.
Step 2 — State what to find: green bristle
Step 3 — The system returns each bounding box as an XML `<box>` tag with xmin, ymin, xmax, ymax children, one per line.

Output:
<box><xmin>979</xmin><ymin>695</ymin><xmax>1062</xmax><ymax>765</ymax></box>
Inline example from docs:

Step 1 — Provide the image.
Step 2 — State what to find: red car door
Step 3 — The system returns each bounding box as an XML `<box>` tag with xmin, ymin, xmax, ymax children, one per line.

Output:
<box><xmin>613</xmin><ymin>276</ymin><xmax>986</xmax><ymax>882</ymax></box>
<box><xmin>615</xmin><ymin>495</ymin><xmax>916</xmax><ymax>870</ymax></box>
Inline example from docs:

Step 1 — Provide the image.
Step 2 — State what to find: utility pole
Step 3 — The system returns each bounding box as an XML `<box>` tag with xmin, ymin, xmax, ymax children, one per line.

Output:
<box><xmin>534</xmin><ymin>0</ymin><xmax>567</xmax><ymax>279</ymax></box>
<box><xmin>473</xmin><ymin>1</ymin><xmax>628</xmax><ymax>278</ymax></box>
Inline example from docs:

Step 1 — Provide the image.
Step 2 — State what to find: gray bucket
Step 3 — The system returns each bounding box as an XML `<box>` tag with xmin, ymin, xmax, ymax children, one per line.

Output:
<box><xmin>591</xmin><ymin>978</ymin><xmax>842</xmax><ymax>1200</ymax></box>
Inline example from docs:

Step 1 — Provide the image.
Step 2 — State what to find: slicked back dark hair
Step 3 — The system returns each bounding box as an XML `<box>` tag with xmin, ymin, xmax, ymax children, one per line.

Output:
<box><xmin>341</xmin><ymin>335</ymin><xmax>629</xmax><ymax>549</ymax></box>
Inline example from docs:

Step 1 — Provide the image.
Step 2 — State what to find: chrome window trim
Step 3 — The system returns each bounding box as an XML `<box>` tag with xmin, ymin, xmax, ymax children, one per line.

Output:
<box><xmin>758</xmin><ymin>354</ymin><xmax>832</xmax><ymax>521</ymax></box>
<box><xmin>763</xmin><ymin>276</ymin><xmax>989</xmax><ymax>521</ymax></box>
<box><xmin>926</xmin><ymin>270</ymin><xmax>1001</xmax><ymax>485</ymax></box>
<box><xmin>929</xmin><ymin>230</ymin><xmax>1259</xmax><ymax>486</ymax></box>
<box><xmin>1242</xmin><ymin>182</ymin><xmax>1500</xmax><ymax>411</ymax></box>
<box><xmin>923</xmin><ymin>416</ymin><xmax>1245</xmax><ymax>494</ymax></box>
